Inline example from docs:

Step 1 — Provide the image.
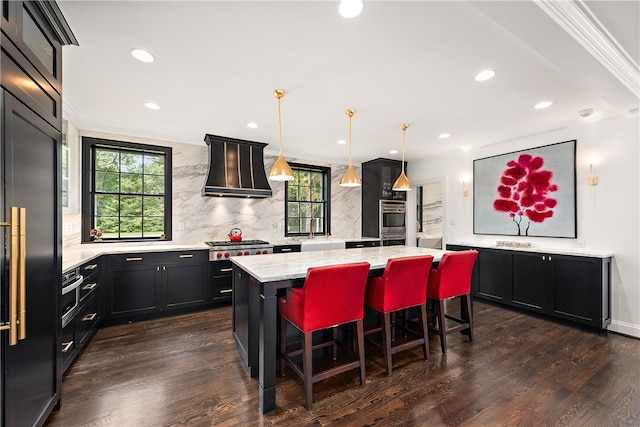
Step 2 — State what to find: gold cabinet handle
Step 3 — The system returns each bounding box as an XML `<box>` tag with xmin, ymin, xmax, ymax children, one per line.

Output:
<box><xmin>281</xmin><ymin>248</ymin><xmax>292</xmax><ymax>252</ymax></box>
<box><xmin>61</xmin><ymin>341</ymin><xmax>74</xmax><ymax>353</ymax></box>
<box><xmin>220</xmin><ymin>267</ymin><xmax>233</xmax><ymax>272</ymax></box>
<box><xmin>355</xmin><ymin>244</ymin><xmax>364</xmax><ymax>248</ymax></box>
<box><xmin>126</xmin><ymin>257</ymin><xmax>143</xmax><ymax>262</ymax></box>
<box><xmin>18</xmin><ymin>207</ymin><xmax>26</xmax><ymax>341</ymax></box>
<box><xmin>220</xmin><ymin>289</ymin><xmax>232</xmax><ymax>294</ymax></box>
<box><xmin>84</xmin><ymin>264</ymin><xmax>98</xmax><ymax>270</ymax></box>
<box><xmin>82</xmin><ymin>283</ymin><xmax>98</xmax><ymax>291</ymax></box>
<box><xmin>82</xmin><ymin>313</ymin><xmax>97</xmax><ymax>322</ymax></box>
<box><xmin>0</xmin><ymin>207</ymin><xmax>26</xmax><ymax>346</ymax></box>
<box><xmin>179</xmin><ymin>254</ymin><xmax>193</xmax><ymax>258</ymax></box>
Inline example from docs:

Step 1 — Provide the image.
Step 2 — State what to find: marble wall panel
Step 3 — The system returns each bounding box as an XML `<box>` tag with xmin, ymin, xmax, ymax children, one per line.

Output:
<box><xmin>63</xmin><ymin>131</ymin><xmax>362</xmax><ymax>250</ymax></box>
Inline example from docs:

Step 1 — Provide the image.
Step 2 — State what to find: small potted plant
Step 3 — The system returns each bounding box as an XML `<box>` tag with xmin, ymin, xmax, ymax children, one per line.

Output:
<box><xmin>90</xmin><ymin>227</ymin><xmax>103</xmax><ymax>242</ymax></box>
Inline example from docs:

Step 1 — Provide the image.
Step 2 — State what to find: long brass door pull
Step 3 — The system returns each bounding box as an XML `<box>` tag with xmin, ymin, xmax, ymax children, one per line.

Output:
<box><xmin>0</xmin><ymin>207</ymin><xmax>27</xmax><ymax>346</ymax></box>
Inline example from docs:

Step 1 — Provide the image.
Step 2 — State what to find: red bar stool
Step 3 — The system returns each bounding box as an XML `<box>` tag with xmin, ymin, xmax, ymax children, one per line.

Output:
<box><xmin>278</xmin><ymin>261</ymin><xmax>371</xmax><ymax>410</ymax></box>
<box><xmin>364</xmin><ymin>255</ymin><xmax>434</xmax><ymax>376</ymax></box>
<box><xmin>427</xmin><ymin>250</ymin><xmax>479</xmax><ymax>353</ymax></box>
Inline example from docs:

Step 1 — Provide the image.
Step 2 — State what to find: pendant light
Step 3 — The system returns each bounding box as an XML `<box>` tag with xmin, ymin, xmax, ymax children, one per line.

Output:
<box><xmin>339</xmin><ymin>109</ymin><xmax>362</xmax><ymax>187</ymax></box>
<box><xmin>392</xmin><ymin>123</ymin><xmax>412</xmax><ymax>191</ymax></box>
<box><xmin>269</xmin><ymin>89</ymin><xmax>294</xmax><ymax>181</ymax></box>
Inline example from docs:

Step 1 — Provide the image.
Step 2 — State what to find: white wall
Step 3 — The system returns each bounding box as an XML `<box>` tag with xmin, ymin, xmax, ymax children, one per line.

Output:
<box><xmin>408</xmin><ymin>114</ymin><xmax>640</xmax><ymax>338</ymax></box>
<box><xmin>62</xmin><ymin>130</ymin><xmax>362</xmax><ymax>248</ymax></box>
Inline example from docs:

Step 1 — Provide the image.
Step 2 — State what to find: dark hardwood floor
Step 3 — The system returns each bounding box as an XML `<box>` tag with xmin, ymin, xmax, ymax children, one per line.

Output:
<box><xmin>45</xmin><ymin>300</ymin><xmax>640</xmax><ymax>427</ymax></box>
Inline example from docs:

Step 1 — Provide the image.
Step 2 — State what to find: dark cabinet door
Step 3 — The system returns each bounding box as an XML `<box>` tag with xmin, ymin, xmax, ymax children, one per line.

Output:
<box><xmin>2</xmin><ymin>91</ymin><xmax>60</xmax><ymax>427</ymax></box>
<box><xmin>551</xmin><ymin>255</ymin><xmax>602</xmax><ymax>325</ymax></box>
<box><xmin>511</xmin><ymin>252</ymin><xmax>548</xmax><ymax>312</ymax></box>
<box><xmin>164</xmin><ymin>261</ymin><xmax>210</xmax><ymax>308</ymax></box>
<box><xmin>106</xmin><ymin>257</ymin><xmax>162</xmax><ymax>317</ymax></box>
<box><xmin>476</xmin><ymin>249</ymin><xmax>510</xmax><ymax>302</ymax></box>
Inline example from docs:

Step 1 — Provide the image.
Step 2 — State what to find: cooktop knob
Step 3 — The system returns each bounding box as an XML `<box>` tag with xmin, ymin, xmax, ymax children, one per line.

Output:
<box><xmin>237</xmin><ymin>251</ymin><xmax>243</xmax><ymax>256</ymax></box>
<box><xmin>216</xmin><ymin>253</ymin><xmax>222</xmax><ymax>259</ymax></box>
<box><xmin>244</xmin><ymin>251</ymin><xmax>250</xmax><ymax>255</ymax></box>
<box><xmin>224</xmin><ymin>252</ymin><xmax>230</xmax><ymax>258</ymax></box>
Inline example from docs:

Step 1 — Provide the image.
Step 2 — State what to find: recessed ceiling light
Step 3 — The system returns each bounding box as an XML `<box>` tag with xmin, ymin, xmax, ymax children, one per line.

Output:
<box><xmin>534</xmin><ymin>101</ymin><xmax>553</xmax><ymax>109</ymax></box>
<box><xmin>337</xmin><ymin>139</ymin><xmax>346</xmax><ymax>145</ymax></box>
<box><xmin>145</xmin><ymin>102</ymin><xmax>160</xmax><ymax>110</ymax></box>
<box><xmin>439</xmin><ymin>133</ymin><xmax>451</xmax><ymax>139</ymax></box>
<box><xmin>475</xmin><ymin>70</ymin><xmax>495</xmax><ymax>81</ymax></box>
<box><xmin>389</xmin><ymin>149</ymin><xmax>398</xmax><ymax>154</ymax></box>
<box><xmin>339</xmin><ymin>0</ymin><xmax>363</xmax><ymax>18</ymax></box>
<box><xmin>247</xmin><ymin>122</ymin><xmax>258</xmax><ymax>129</ymax></box>
<box><xmin>131</xmin><ymin>48</ymin><xmax>155</xmax><ymax>63</ymax></box>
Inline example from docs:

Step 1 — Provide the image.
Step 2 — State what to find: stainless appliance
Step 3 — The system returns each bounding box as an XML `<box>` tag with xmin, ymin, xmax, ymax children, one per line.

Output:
<box><xmin>380</xmin><ymin>200</ymin><xmax>406</xmax><ymax>245</ymax></box>
<box><xmin>61</xmin><ymin>267</ymin><xmax>83</xmax><ymax>328</ymax></box>
<box><xmin>205</xmin><ymin>239</ymin><xmax>273</xmax><ymax>260</ymax></box>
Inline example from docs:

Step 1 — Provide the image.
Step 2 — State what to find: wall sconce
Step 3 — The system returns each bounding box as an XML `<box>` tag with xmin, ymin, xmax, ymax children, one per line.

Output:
<box><xmin>461</xmin><ymin>174</ymin><xmax>470</xmax><ymax>197</ymax></box>
<box><xmin>589</xmin><ymin>164</ymin><xmax>598</xmax><ymax>186</ymax></box>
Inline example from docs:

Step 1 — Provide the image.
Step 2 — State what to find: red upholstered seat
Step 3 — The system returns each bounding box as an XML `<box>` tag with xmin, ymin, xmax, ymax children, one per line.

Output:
<box><xmin>278</xmin><ymin>261</ymin><xmax>370</xmax><ymax>410</ymax></box>
<box><xmin>364</xmin><ymin>255</ymin><xmax>434</xmax><ymax>376</ymax></box>
<box><xmin>427</xmin><ymin>250</ymin><xmax>479</xmax><ymax>353</ymax></box>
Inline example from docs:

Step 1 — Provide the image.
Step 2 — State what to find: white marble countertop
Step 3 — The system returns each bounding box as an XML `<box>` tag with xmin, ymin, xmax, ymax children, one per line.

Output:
<box><xmin>270</xmin><ymin>236</ymin><xmax>380</xmax><ymax>246</ymax></box>
<box><xmin>63</xmin><ymin>242</ymin><xmax>209</xmax><ymax>271</ymax></box>
<box><xmin>447</xmin><ymin>241</ymin><xmax>613</xmax><ymax>258</ymax></box>
<box><xmin>231</xmin><ymin>246</ymin><xmax>448</xmax><ymax>283</ymax></box>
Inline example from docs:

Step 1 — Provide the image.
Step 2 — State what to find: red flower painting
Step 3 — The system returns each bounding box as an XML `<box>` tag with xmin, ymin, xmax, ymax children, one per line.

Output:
<box><xmin>493</xmin><ymin>154</ymin><xmax>558</xmax><ymax>236</ymax></box>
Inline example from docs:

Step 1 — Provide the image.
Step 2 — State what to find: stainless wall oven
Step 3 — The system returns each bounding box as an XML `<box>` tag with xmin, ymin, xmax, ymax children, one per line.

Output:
<box><xmin>380</xmin><ymin>200</ymin><xmax>406</xmax><ymax>245</ymax></box>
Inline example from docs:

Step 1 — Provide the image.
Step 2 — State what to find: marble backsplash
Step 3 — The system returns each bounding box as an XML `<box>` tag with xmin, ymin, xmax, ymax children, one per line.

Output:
<box><xmin>63</xmin><ymin>132</ymin><xmax>362</xmax><ymax>251</ymax></box>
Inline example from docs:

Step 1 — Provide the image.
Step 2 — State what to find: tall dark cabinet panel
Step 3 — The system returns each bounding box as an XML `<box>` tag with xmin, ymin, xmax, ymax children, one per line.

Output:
<box><xmin>361</xmin><ymin>158</ymin><xmax>406</xmax><ymax>238</ymax></box>
<box><xmin>1</xmin><ymin>1</ymin><xmax>76</xmax><ymax>426</ymax></box>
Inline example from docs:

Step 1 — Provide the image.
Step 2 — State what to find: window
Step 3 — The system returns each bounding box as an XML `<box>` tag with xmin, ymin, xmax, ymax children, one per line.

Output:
<box><xmin>81</xmin><ymin>137</ymin><xmax>172</xmax><ymax>242</ymax></box>
<box><xmin>285</xmin><ymin>164</ymin><xmax>330</xmax><ymax>237</ymax></box>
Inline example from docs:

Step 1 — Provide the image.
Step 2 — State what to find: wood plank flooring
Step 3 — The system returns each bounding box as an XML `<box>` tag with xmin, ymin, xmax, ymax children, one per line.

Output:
<box><xmin>44</xmin><ymin>301</ymin><xmax>640</xmax><ymax>426</ymax></box>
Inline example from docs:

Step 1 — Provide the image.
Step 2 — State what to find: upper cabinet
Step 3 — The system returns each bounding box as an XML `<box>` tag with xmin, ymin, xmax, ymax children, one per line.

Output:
<box><xmin>361</xmin><ymin>158</ymin><xmax>407</xmax><ymax>238</ymax></box>
<box><xmin>362</xmin><ymin>158</ymin><xmax>407</xmax><ymax>201</ymax></box>
<box><xmin>1</xmin><ymin>1</ymin><xmax>78</xmax><ymax>130</ymax></box>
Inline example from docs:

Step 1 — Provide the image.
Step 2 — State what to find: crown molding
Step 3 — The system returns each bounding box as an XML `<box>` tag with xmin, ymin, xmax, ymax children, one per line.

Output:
<box><xmin>535</xmin><ymin>0</ymin><xmax>639</xmax><ymax>98</ymax></box>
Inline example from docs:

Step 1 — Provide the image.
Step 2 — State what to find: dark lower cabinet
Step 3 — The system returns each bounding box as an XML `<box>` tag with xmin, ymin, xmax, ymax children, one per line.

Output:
<box><xmin>446</xmin><ymin>244</ymin><xmax>611</xmax><ymax>329</ymax></box>
<box><xmin>62</xmin><ymin>259</ymin><xmax>104</xmax><ymax>375</ymax></box>
<box><xmin>211</xmin><ymin>260</ymin><xmax>234</xmax><ymax>302</ymax></box>
<box><xmin>62</xmin><ymin>288</ymin><xmax>103</xmax><ymax>373</ymax></box>
<box><xmin>105</xmin><ymin>250</ymin><xmax>211</xmax><ymax>321</ymax></box>
<box><xmin>163</xmin><ymin>251</ymin><xmax>210</xmax><ymax>308</ymax></box>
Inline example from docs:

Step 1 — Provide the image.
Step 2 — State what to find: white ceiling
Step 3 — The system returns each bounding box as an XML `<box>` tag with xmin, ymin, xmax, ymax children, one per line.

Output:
<box><xmin>58</xmin><ymin>1</ymin><xmax>639</xmax><ymax>165</ymax></box>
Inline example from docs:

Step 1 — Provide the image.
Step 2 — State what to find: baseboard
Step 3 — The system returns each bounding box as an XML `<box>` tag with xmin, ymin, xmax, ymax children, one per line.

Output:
<box><xmin>608</xmin><ymin>319</ymin><xmax>640</xmax><ymax>339</ymax></box>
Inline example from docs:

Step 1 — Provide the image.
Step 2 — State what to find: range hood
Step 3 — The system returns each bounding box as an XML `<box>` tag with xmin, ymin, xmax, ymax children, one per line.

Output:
<box><xmin>202</xmin><ymin>134</ymin><xmax>273</xmax><ymax>198</ymax></box>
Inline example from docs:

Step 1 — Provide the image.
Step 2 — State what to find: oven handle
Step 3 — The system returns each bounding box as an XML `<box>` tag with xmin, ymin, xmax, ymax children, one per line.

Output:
<box><xmin>62</xmin><ymin>275</ymin><xmax>84</xmax><ymax>295</ymax></box>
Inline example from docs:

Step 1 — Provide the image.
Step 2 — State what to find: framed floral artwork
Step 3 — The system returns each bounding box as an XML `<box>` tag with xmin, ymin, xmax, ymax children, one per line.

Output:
<box><xmin>473</xmin><ymin>140</ymin><xmax>576</xmax><ymax>238</ymax></box>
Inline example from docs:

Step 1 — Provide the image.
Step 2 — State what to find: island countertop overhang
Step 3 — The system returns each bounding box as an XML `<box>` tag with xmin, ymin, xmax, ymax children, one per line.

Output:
<box><xmin>230</xmin><ymin>246</ymin><xmax>449</xmax><ymax>283</ymax></box>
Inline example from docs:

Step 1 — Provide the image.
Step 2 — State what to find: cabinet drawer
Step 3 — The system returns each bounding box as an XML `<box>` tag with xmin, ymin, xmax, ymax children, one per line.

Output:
<box><xmin>211</xmin><ymin>260</ymin><xmax>233</xmax><ymax>276</ymax></box>
<box><xmin>162</xmin><ymin>250</ymin><xmax>208</xmax><ymax>263</ymax></box>
<box><xmin>346</xmin><ymin>240</ymin><xmax>380</xmax><ymax>249</ymax></box>
<box><xmin>77</xmin><ymin>293</ymin><xmax>102</xmax><ymax>347</ymax></box>
<box><xmin>212</xmin><ymin>276</ymin><xmax>233</xmax><ymax>300</ymax></box>
<box><xmin>106</xmin><ymin>252</ymin><xmax>162</xmax><ymax>267</ymax></box>
<box><xmin>273</xmin><ymin>244</ymin><xmax>301</xmax><ymax>253</ymax></box>
<box><xmin>61</xmin><ymin>320</ymin><xmax>77</xmax><ymax>374</ymax></box>
<box><xmin>80</xmin><ymin>280</ymin><xmax>100</xmax><ymax>303</ymax></box>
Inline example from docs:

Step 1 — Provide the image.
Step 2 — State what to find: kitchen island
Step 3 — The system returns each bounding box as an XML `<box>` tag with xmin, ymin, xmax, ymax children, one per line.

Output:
<box><xmin>231</xmin><ymin>246</ymin><xmax>447</xmax><ymax>413</ymax></box>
